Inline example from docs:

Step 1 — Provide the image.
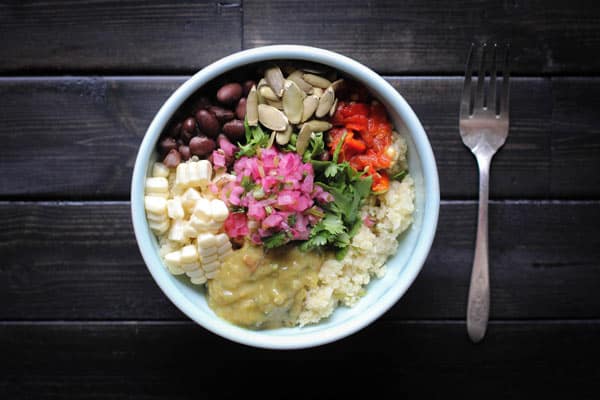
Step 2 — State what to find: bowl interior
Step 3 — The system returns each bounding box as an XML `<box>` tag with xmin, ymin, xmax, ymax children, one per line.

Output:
<box><xmin>131</xmin><ymin>46</ymin><xmax>439</xmax><ymax>349</ymax></box>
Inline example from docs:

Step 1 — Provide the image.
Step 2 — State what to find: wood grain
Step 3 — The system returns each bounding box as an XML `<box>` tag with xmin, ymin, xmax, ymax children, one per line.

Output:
<box><xmin>1</xmin><ymin>321</ymin><xmax>599</xmax><ymax>398</ymax></box>
<box><xmin>244</xmin><ymin>0</ymin><xmax>600</xmax><ymax>75</ymax></box>
<box><xmin>2</xmin><ymin>1</ymin><xmax>599</xmax><ymax>74</ymax></box>
<box><xmin>0</xmin><ymin>0</ymin><xmax>242</xmax><ymax>73</ymax></box>
<box><xmin>1</xmin><ymin>76</ymin><xmax>598</xmax><ymax>199</ymax></box>
<box><xmin>1</xmin><ymin>201</ymin><xmax>599</xmax><ymax>321</ymax></box>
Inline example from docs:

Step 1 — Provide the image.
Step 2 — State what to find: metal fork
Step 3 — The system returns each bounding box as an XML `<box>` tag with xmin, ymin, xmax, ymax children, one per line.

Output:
<box><xmin>460</xmin><ymin>43</ymin><xmax>510</xmax><ymax>343</ymax></box>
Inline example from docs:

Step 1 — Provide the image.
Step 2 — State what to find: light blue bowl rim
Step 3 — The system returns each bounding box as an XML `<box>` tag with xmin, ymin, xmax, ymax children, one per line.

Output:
<box><xmin>131</xmin><ymin>45</ymin><xmax>440</xmax><ymax>349</ymax></box>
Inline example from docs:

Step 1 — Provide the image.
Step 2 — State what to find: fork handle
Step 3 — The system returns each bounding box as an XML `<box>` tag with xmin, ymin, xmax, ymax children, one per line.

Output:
<box><xmin>467</xmin><ymin>153</ymin><xmax>491</xmax><ymax>343</ymax></box>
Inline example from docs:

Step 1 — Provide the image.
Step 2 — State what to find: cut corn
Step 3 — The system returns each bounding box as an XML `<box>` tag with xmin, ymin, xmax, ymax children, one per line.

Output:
<box><xmin>188</xmin><ymin>160</ymin><xmax>212</xmax><ymax>187</ymax></box>
<box><xmin>164</xmin><ymin>250</ymin><xmax>182</xmax><ymax>268</ymax></box>
<box><xmin>145</xmin><ymin>177</ymin><xmax>169</xmax><ymax>194</ymax></box>
<box><xmin>215</xmin><ymin>233</ymin><xmax>229</xmax><ymax>247</ymax></box>
<box><xmin>146</xmin><ymin>212</ymin><xmax>166</xmax><ymax>223</ymax></box>
<box><xmin>193</xmin><ymin>197</ymin><xmax>212</xmax><ymax>220</ymax></box>
<box><xmin>167</xmin><ymin>197</ymin><xmax>185</xmax><ymax>220</ymax></box>
<box><xmin>180</xmin><ymin>244</ymin><xmax>198</xmax><ymax>264</ymax></box>
<box><xmin>181</xmin><ymin>262</ymin><xmax>201</xmax><ymax>272</ymax></box>
<box><xmin>167</xmin><ymin>219</ymin><xmax>187</xmax><ymax>243</ymax></box>
<box><xmin>197</xmin><ymin>233</ymin><xmax>217</xmax><ymax>249</ymax></box>
<box><xmin>198</xmin><ymin>245</ymin><xmax>217</xmax><ymax>258</ymax></box>
<box><xmin>152</xmin><ymin>162</ymin><xmax>170</xmax><ymax>178</ymax></box>
<box><xmin>210</xmin><ymin>199</ymin><xmax>229</xmax><ymax>222</ymax></box>
<box><xmin>148</xmin><ymin>219</ymin><xmax>169</xmax><ymax>235</ymax></box>
<box><xmin>186</xmin><ymin>268</ymin><xmax>206</xmax><ymax>279</ymax></box>
<box><xmin>145</xmin><ymin>158</ymin><xmax>235</xmax><ymax>285</ymax></box>
<box><xmin>144</xmin><ymin>196</ymin><xmax>167</xmax><ymax>215</ymax></box>
<box><xmin>200</xmin><ymin>252</ymin><xmax>218</xmax><ymax>265</ymax></box>
<box><xmin>176</xmin><ymin>160</ymin><xmax>213</xmax><ymax>189</ymax></box>
<box><xmin>183</xmin><ymin>222</ymin><xmax>198</xmax><ymax>239</ymax></box>
<box><xmin>181</xmin><ymin>188</ymin><xmax>202</xmax><ymax>212</ymax></box>
<box><xmin>191</xmin><ymin>275</ymin><xmax>207</xmax><ymax>285</ymax></box>
<box><xmin>202</xmin><ymin>260</ymin><xmax>219</xmax><ymax>273</ymax></box>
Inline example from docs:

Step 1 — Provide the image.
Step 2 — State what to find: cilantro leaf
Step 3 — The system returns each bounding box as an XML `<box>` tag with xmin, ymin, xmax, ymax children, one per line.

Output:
<box><xmin>332</xmin><ymin>130</ymin><xmax>348</xmax><ymax>163</ymax></box>
<box><xmin>237</xmin><ymin>119</ymin><xmax>269</xmax><ymax>158</ymax></box>
<box><xmin>392</xmin><ymin>170</ymin><xmax>407</xmax><ymax>182</ymax></box>
<box><xmin>302</xmin><ymin>154</ymin><xmax>373</xmax><ymax>257</ymax></box>
<box><xmin>320</xmin><ymin>214</ymin><xmax>345</xmax><ymax>235</ymax></box>
<box><xmin>302</xmin><ymin>132</ymin><xmax>325</xmax><ymax>162</ymax></box>
<box><xmin>263</xmin><ymin>232</ymin><xmax>289</xmax><ymax>249</ymax></box>
<box><xmin>324</xmin><ymin>162</ymin><xmax>343</xmax><ymax>178</ymax></box>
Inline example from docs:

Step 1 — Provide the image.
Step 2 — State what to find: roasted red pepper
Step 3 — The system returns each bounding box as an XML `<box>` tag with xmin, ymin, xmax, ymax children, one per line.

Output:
<box><xmin>328</xmin><ymin>101</ymin><xmax>394</xmax><ymax>192</ymax></box>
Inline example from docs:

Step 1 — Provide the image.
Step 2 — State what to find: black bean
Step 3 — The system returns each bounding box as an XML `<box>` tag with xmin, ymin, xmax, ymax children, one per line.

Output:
<box><xmin>242</xmin><ymin>80</ymin><xmax>255</xmax><ymax>97</ymax></box>
<box><xmin>190</xmin><ymin>96</ymin><xmax>211</xmax><ymax>112</ymax></box>
<box><xmin>222</xmin><ymin>119</ymin><xmax>245</xmax><ymax>141</ymax></box>
<box><xmin>189</xmin><ymin>136</ymin><xmax>216</xmax><ymax>157</ymax></box>
<box><xmin>182</xmin><ymin>117</ymin><xmax>197</xmax><ymax>134</ymax></box>
<box><xmin>195</xmin><ymin>109</ymin><xmax>220</xmax><ymax>138</ymax></box>
<box><xmin>167</xmin><ymin>122</ymin><xmax>181</xmax><ymax>138</ymax></box>
<box><xmin>179</xmin><ymin>128</ymin><xmax>194</xmax><ymax>144</ymax></box>
<box><xmin>178</xmin><ymin>145</ymin><xmax>191</xmax><ymax>161</ymax></box>
<box><xmin>216</xmin><ymin>83</ymin><xmax>242</xmax><ymax>105</ymax></box>
<box><xmin>163</xmin><ymin>149</ymin><xmax>181</xmax><ymax>168</ymax></box>
<box><xmin>235</xmin><ymin>98</ymin><xmax>247</xmax><ymax>120</ymax></box>
<box><xmin>208</xmin><ymin>106</ymin><xmax>235</xmax><ymax>124</ymax></box>
<box><xmin>158</xmin><ymin>137</ymin><xmax>177</xmax><ymax>156</ymax></box>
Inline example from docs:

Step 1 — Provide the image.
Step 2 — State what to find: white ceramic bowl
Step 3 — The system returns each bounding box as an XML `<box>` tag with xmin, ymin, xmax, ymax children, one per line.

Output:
<box><xmin>131</xmin><ymin>45</ymin><xmax>439</xmax><ymax>349</ymax></box>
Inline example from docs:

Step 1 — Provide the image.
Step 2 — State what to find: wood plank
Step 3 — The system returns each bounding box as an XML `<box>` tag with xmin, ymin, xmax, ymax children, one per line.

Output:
<box><xmin>1</xmin><ymin>201</ymin><xmax>599</xmax><ymax>321</ymax></box>
<box><xmin>244</xmin><ymin>0</ymin><xmax>600</xmax><ymax>75</ymax></box>
<box><xmin>391</xmin><ymin>77</ymin><xmax>554</xmax><ymax>198</ymax></box>
<box><xmin>1</xmin><ymin>76</ymin><xmax>597</xmax><ymax>198</ymax></box>
<box><xmin>0</xmin><ymin>77</ymin><xmax>181</xmax><ymax>198</ymax></box>
<box><xmin>550</xmin><ymin>78</ymin><xmax>600</xmax><ymax>196</ymax></box>
<box><xmin>1</xmin><ymin>321</ymin><xmax>600</xmax><ymax>398</ymax></box>
<box><xmin>0</xmin><ymin>1</ymin><xmax>242</xmax><ymax>73</ymax></box>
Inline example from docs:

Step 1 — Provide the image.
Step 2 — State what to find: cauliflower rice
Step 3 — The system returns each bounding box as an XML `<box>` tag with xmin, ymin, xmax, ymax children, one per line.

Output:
<box><xmin>298</xmin><ymin>135</ymin><xmax>415</xmax><ymax>325</ymax></box>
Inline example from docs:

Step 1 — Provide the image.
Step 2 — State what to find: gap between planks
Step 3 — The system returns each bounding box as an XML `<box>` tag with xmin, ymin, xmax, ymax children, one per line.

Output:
<box><xmin>1</xmin><ymin>319</ymin><xmax>599</xmax><ymax>326</ymax></box>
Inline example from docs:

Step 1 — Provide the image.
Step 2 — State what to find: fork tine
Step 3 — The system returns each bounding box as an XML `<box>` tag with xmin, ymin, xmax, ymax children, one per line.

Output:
<box><xmin>460</xmin><ymin>43</ymin><xmax>475</xmax><ymax>117</ymax></box>
<box><xmin>500</xmin><ymin>44</ymin><xmax>510</xmax><ymax>117</ymax></box>
<box><xmin>488</xmin><ymin>43</ymin><xmax>498</xmax><ymax>113</ymax></box>
<box><xmin>473</xmin><ymin>43</ymin><xmax>487</xmax><ymax>110</ymax></box>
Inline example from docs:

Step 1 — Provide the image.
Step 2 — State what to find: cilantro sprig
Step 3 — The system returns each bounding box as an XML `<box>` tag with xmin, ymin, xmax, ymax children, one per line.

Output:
<box><xmin>237</xmin><ymin>119</ymin><xmax>270</xmax><ymax>158</ymax></box>
<box><xmin>301</xmin><ymin>132</ymin><xmax>373</xmax><ymax>259</ymax></box>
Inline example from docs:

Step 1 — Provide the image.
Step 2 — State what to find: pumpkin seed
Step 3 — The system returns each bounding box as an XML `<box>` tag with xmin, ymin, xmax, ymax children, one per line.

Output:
<box><xmin>275</xmin><ymin>124</ymin><xmax>293</xmax><ymax>145</ymax></box>
<box><xmin>265</xmin><ymin>65</ymin><xmax>285</xmax><ymax>97</ymax></box>
<box><xmin>303</xmin><ymin>120</ymin><xmax>332</xmax><ymax>132</ymax></box>
<box><xmin>256</xmin><ymin>78</ymin><xmax>267</xmax><ymax>104</ymax></box>
<box><xmin>287</xmin><ymin>70</ymin><xmax>314</xmax><ymax>93</ymax></box>
<box><xmin>267</xmin><ymin>130</ymin><xmax>277</xmax><ymax>148</ymax></box>
<box><xmin>315</xmin><ymin>86</ymin><xmax>335</xmax><ymax>118</ymax></box>
<box><xmin>266</xmin><ymin>98</ymin><xmax>284</xmax><ymax>110</ymax></box>
<box><xmin>301</xmin><ymin>95</ymin><xmax>319</xmax><ymax>122</ymax></box>
<box><xmin>282</xmin><ymin>80</ymin><xmax>304</xmax><ymax>124</ymax></box>
<box><xmin>329</xmin><ymin>97</ymin><xmax>339</xmax><ymax>117</ymax></box>
<box><xmin>311</xmin><ymin>87</ymin><xmax>323</xmax><ymax>98</ymax></box>
<box><xmin>281</xmin><ymin>65</ymin><xmax>297</xmax><ymax>76</ymax></box>
<box><xmin>295</xmin><ymin>123</ymin><xmax>312</xmax><ymax>155</ymax></box>
<box><xmin>259</xmin><ymin>85</ymin><xmax>280</xmax><ymax>101</ymax></box>
<box><xmin>258</xmin><ymin>104</ymin><xmax>288</xmax><ymax>131</ymax></box>
<box><xmin>330</xmin><ymin>79</ymin><xmax>345</xmax><ymax>91</ymax></box>
<box><xmin>303</xmin><ymin>73</ymin><xmax>332</xmax><ymax>89</ymax></box>
<box><xmin>246</xmin><ymin>85</ymin><xmax>259</xmax><ymax>126</ymax></box>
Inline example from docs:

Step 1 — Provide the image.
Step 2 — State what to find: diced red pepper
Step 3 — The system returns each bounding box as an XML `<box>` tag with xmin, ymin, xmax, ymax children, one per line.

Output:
<box><xmin>328</xmin><ymin>100</ymin><xmax>395</xmax><ymax>192</ymax></box>
<box><xmin>371</xmin><ymin>170</ymin><xmax>390</xmax><ymax>193</ymax></box>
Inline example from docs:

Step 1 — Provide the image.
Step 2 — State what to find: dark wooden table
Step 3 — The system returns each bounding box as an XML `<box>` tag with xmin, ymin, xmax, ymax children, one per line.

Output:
<box><xmin>2</xmin><ymin>1</ymin><xmax>600</xmax><ymax>398</ymax></box>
